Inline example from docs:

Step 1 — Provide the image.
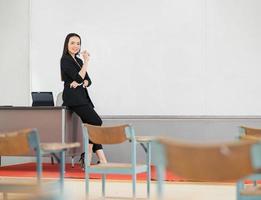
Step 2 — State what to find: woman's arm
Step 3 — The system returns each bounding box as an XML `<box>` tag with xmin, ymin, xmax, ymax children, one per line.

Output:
<box><xmin>76</xmin><ymin>57</ymin><xmax>92</xmax><ymax>87</ymax></box>
<box><xmin>61</xmin><ymin>58</ymin><xmax>84</xmax><ymax>83</ymax></box>
<box><xmin>78</xmin><ymin>62</ymin><xmax>87</xmax><ymax>79</ymax></box>
<box><xmin>78</xmin><ymin>50</ymin><xmax>90</xmax><ymax>79</ymax></box>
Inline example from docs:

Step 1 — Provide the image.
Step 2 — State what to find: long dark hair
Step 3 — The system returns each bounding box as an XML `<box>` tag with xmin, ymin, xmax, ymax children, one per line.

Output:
<box><xmin>61</xmin><ymin>33</ymin><xmax>81</xmax><ymax>57</ymax></box>
<box><xmin>61</xmin><ymin>33</ymin><xmax>81</xmax><ymax>81</ymax></box>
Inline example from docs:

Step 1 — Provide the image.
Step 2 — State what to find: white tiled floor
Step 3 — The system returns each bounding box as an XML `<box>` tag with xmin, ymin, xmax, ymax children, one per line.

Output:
<box><xmin>0</xmin><ymin>177</ymin><xmax>236</xmax><ymax>200</ymax></box>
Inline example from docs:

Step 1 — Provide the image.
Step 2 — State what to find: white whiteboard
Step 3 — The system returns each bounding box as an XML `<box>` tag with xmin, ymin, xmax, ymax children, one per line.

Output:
<box><xmin>31</xmin><ymin>0</ymin><xmax>261</xmax><ymax>115</ymax></box>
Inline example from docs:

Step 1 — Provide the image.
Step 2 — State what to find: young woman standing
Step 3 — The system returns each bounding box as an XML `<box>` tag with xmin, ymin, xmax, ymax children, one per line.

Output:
<box><xmin>60</xmin><ymin>33</ymin><xmax>107</xmax><ymax>167</ymax></box>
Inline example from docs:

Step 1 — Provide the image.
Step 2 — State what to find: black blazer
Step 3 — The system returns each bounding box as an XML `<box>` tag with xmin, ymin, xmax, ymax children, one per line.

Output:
<box><xmin>60</xmin><ymin>54</ymin><xmax>94</xmax><ymax>107</ymax></box>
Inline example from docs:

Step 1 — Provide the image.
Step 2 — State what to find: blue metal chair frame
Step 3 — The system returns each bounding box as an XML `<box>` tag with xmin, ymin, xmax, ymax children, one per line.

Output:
<box><xmin>82</xmin><ymin>124</ymin><xmax>151</xmax><ymax>199</ymax></box>
<box><xmin>40</xmin><ymin>146</ymin><xmax>66</xmax><ymax>193</ymax></box>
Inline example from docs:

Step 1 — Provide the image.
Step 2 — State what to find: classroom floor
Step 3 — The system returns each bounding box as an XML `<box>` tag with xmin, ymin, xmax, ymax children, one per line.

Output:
<box><xmin>0</xmin><ymin>177</ymin><xmax>236</xmax><ymax>200</ymax></box>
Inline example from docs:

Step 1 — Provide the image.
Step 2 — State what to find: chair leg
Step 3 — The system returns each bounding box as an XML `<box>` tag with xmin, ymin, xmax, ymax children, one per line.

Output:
<box><xmin>3</xmin><ymin>192</ymin><xmax>7</xmax><ymax>200</ymax></box>
<box><xmin>102</xmin><ymin>174</ymin><xmax>106</xmax><ymax>197</ymax></box>
<box><xmin>132</xmin><ymin>174</ymin><xmax>136</xmax><ymax>198</ymax></box>
<box><xmin>51</xmin><ymin>155</ymin><xmax>54</xmax><ymax>165</ymax></box>
<box><xmin>253</xmin><ymin>180</ymin><xmax>257</xmax><ymax>186</ymax></box>
<box><xmin>85</xmin><ymin>169</ymin><xmax>89</xmax><ymax>196</ymax></box>
<box><xmin>236</xmin><ymin>180</ymin><xmax>244</xmax><ymax>200</ymax></box>
<box><xmin>71</xmin><ymin>156</ymin><xmax>74</xmax><ymax>168</ymax></box>
<box><xmin>146</xmin><ymin>142</ymin><xmax>151</xmax><ymax>198</ymax></box>
<box><xmin>36</xmin><ymin>150</ymin><xmax>42</xmax><ymax>185</ymax></box>
<box><xmin>59</xmin><ymin>151</ymin><xmax>65</xmax><ymax>194</ymax></box>
<box><xmin>157</xmin><ymin>164</ymin><xmax>165</xmax><ymax>200</ymax></box>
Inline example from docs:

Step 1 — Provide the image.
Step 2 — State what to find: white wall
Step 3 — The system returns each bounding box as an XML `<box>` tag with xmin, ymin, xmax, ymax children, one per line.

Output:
<box><xmin>0</xmin><ymin>0</ymin><xmax>34</xmax><ymax>165</ymax></box>
<box><xmin>1</xmin><ymin>0</ymin><xmax>261</xmax><ymax>115</ymax></box>
<box><xmin>204</xmin><ymin>0</ymin><xmax>261</xmax><ymax>115</ymax></box>
<box><xmin>30</xmin><ymin>0</ymin><xmax>261</xmax><ymax>115</ymax></box>
<box><xmin>0</xmin><ymin>0</ymin><xmax>30</xmax><ymax>106</ymax></box>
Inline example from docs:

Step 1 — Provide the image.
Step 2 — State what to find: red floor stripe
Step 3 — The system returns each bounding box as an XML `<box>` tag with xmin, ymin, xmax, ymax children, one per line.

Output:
<box><xmin>0</xmin><ymin>162</ymin><xmax>183</xmax><ymax>181</ymax></box>
<box><xmin>0</xmin><ymin>163</ymin><xmax>258</xmax><ymax>183</ymax></box>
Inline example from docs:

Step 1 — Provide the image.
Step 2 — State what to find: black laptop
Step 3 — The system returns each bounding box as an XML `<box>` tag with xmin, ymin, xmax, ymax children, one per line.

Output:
<box><xmin>31</xmin><ymin>92</ymin><xmax>54</xmax><ymax>106</ymax></box>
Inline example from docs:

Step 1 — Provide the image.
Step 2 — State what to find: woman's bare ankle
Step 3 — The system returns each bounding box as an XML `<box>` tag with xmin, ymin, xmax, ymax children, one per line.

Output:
<box><xmin>96</xmin><ymin>149</ymin><xmax>107</xmax><ymax>164</ymax></box>
<box><xmin>99</xmin><ymin>160</ymin><xmax>107</xmax><ymax>164</ymax></box>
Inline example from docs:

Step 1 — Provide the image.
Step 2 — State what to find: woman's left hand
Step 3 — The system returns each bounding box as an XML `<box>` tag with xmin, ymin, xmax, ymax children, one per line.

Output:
<box><xmin>70</xmin><ymin>81</ymin><xmax>81</xmax><ymax>88</ymax></box>
<box><xmin>83</xmin><ymin>80</ymin><xmax>89</xmax><ymax>88</ymax></box>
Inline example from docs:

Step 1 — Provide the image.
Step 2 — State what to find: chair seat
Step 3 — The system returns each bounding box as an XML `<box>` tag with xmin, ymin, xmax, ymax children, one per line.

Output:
<box><xmin>240</xmin><ymin>135</ymin><xmax>261</xmax><ymax>141</ymax></box>
<box><xmin>0</xmin><ymin>182</ymin><xmax>39</xmax><ymax>193</ymax></box>
<box><xmin>135</xmin><ymin>136</ymin><xmax>157</xmax><ymax>142</ymax></box>
<box><xmin>240</xmin><ymin>185</ymin><xmax>261</xmax><ymax>195</ymax></box>
<box><xmin>0</xmin><ymin>179</ymin><xmax>53</xmax><ymax>192</ymax></box>
<box><xmin>90</xmin><ymin>162</ymin><xmax>146</xmax><ymax>169</ymax></box>
<box><xmin>40</xmin><ymin>142</ymin><xmax>80</xmax><ymax>152</ymax></box>
<box><xmin>88</xmin><ymin>162</ymin><xmax>148</xmax><ymax>174</ymax></box>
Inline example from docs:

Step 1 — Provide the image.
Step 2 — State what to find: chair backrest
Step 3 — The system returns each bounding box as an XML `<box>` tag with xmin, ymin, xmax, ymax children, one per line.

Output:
<box><xmin>240</xmin><ymin>126</ymin><xmax>261</xmax><ymax>137</ymax></box>
<box><xmin>158</xmin><ymin>138</ymin><xmax>259</xmax><ymax>182</ymax></box>
<box><xmin>0</xmin><ymin>129</ymin><xmax>40</xmax><ymax>156</ymax></box>
<box><xmin>83</xmin><ymin>124</ymin><xmax>129</xmax><ymax>144</ymax></box>
<box><xmin>56</xmin><ymin>92</ymin><xmax>63</xmax><ymax>106</ymax></box>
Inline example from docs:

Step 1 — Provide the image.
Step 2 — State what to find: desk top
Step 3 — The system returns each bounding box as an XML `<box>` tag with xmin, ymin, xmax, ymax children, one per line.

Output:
<box><xmin>0</xmin><ymin>106</ymin><xmax>67</xmax><ymax>110</ymax></box>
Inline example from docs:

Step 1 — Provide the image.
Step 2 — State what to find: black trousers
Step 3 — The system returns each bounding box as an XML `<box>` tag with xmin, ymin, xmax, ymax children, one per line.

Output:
<box><xmin>68</xmin><ymin>104</ymin><xmax>103</xmax><ymax>153</ymax></box>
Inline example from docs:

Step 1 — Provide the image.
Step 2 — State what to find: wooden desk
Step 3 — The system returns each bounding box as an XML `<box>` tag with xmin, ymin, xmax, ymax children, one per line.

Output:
<box><xmin>0</xmin><ymin>106</ymin><xmax>83</xmax><ymax>160</ymax></box>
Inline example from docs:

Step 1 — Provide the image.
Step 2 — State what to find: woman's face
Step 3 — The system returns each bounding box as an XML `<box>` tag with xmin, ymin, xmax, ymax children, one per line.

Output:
<box><xmin>68</xmin><ymin>36</ymin><xmax>81</xmax><ymax>55</ymax></box>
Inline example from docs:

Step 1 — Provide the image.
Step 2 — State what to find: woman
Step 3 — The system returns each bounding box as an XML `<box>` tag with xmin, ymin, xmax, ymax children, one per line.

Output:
<box><xmin>60</xmin><ymin>33</ymin><xmax>107</xmax><ymax>167</ymax></box>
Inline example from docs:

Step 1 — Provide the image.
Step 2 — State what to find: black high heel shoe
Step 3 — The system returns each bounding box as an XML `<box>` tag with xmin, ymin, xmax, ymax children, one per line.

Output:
<box><xmin>79</xmin><ymin>152</ymin><xmax>85</xmax><ymax>168</ymax></box>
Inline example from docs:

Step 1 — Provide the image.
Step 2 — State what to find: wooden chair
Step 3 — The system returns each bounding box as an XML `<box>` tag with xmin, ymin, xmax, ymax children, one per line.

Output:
<box><xmin>154</xmin><ymin>138</ymin><xmax>261</xmax><ymax>200</ymax></box>
<box><xmin>82</xmin><ymin>123</ymin><xmax>151</xmax><ymax>199</ymax></box>
<box><xmin>0</xmin><ymin>128</ymin><xmax>80</xmax><ymax>199</ymax></box>
<box><xmin>0</xmin><ymin>129</ymin><xmax>41</xmax><ymax>199</ymax></box>
<box><xmin>240</xmin><ymin>126</ymin><xmax>261</xmax><ymax>140</ymax></box>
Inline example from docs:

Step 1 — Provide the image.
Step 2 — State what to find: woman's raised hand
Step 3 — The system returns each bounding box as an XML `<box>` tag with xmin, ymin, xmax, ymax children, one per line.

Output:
<box><xmin>81</xmin><ymin>50</ymin><xmax>90</xmax><ymax>63</ymax></box>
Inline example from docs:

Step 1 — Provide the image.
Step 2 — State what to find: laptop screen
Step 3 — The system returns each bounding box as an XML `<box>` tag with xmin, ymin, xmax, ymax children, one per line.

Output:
<box><xmin>31</xmin><ymin>92</ymin><xmax>54</xmax><ymax>106</ymax></box>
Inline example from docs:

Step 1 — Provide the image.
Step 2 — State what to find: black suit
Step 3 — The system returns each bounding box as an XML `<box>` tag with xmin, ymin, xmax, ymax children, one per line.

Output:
<box><xmin>60</xmin><ymin>54</ymin><xmax>102</xmax><ymax>152</ymax></box>
<box><xmin>61</xmin><ymin>54</ymin><xmax>94</xmax><ymax>107</ymax></box>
